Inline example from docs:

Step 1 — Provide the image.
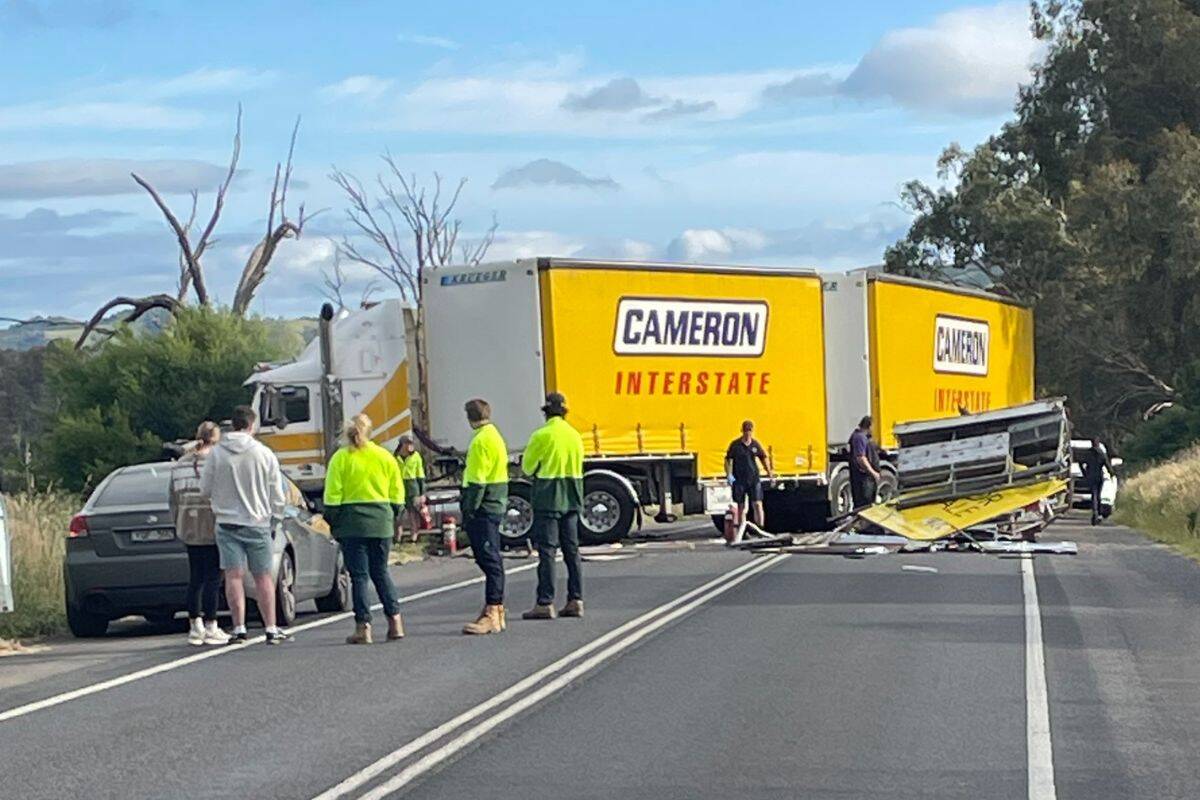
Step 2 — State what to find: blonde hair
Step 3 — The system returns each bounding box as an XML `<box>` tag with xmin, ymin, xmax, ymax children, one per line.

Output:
<box><xmin>346</xmin><ymin>413</ymin><xmax>373</xmax><ymax>449</ymax></box>
<box><xmin>195</xmin><ymin>421</ymin><xmax>220</xmax><ymax>446</ymax></box>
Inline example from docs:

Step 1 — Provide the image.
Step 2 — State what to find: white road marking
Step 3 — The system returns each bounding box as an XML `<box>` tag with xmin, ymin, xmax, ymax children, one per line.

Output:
<box><xmin>1022</xmin><ymin>556</ymin><xmax>1058</xmax><ymax>800</ymax></box>
<box><xmin>0</xmin><ymin>562</ymin><xmax>537</xmax><ymax>724</ymax></box>
<box><xmin>314</xmin><ymin>553</ymin><xmax>787</xmax><ymax>800</ymax></box>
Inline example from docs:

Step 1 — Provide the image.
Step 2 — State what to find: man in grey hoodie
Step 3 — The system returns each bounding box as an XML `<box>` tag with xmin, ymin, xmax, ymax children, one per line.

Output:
<box><xmin>200</xmin><ymin>405</ymin><xmax>289</xmax><ymax>644</ymax></box>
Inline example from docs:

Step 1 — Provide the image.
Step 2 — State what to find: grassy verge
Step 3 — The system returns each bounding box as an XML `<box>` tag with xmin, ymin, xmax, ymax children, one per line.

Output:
<box><xmin>1</xmin><ymin>490</ymin><xmax>77</xmax><ymax>641</ymax></box>
<box><xmin>1114</xmin><ymin>444</ymin><xmax>1200</xmax><ymax>559</ymax></box>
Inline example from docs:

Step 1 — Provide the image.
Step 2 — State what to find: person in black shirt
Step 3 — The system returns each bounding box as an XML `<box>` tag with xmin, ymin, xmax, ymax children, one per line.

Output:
<box><xmin>848</xmin><ymin>416</ymin><xmax>881</xmax><ymax>509</ymax></box>
<box><xmin>725</xmin><ymin>420</ymin><xmax>773</xmax><ymax>529</ymax></box>
<box><xmin>1081</xmin><ymin>438</ymin><xmax>1112</xmax><ymax>526</ymax></box>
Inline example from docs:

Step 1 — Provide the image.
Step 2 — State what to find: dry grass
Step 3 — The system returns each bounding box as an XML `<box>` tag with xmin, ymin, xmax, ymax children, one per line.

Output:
<box><xmin>0</xmin><ymin>490</ymin><xmax>77</xmax><ymax>640</ymax></box>
<box><xmin>1114</xmin><ymin>444</ymin><xmax>1200</xmax><ymax>559</ymax></box>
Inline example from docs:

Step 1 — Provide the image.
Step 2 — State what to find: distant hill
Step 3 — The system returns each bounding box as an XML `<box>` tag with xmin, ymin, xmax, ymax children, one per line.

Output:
<box><xmin>0</xmin><ymin>311</ymin><xmax>317</xmax><ymax>353</ymax></box>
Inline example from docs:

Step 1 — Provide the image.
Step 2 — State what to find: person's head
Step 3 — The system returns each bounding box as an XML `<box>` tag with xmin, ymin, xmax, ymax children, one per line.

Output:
<box><xmin>345</xmin><ymin>413</ymin><xmax>372</xmax><ymax>449</ymax></box>
<box><xmin>231</xmin><ymin>405</ymin><xmax>257</xmax><ymax>433</ymax></box>
<box><xmin>741</xmin><ymin>419</ymin><xmax>754</xmax><ymax>440</ymax></box>
<box><xmin>858</xmin><ymin>415</ymin><xmax>872</xmax><ymax>434</ymax></box>
<box><xmin>396</xmin><ymin>435</ymin><xmax>415</xmax><ymax>456</ymax></box>
<box><xmin>1091</xmin><ymin>437</ymin><xmax>1101</xmax><ymax>449</ymax></box>
<box><xmin>195</xmin><ymin>420</ymin><xmax>220</xmax><ymax>450</ymax></box>
<box><xmin>464</xmin><ymin>398</ymin><xmax>491</xmax><ymax>429</ymax></box>
<box><xmin>541</xmin><ymin>392</ymin><xmax>568</xmax><ymax>419</ymax></box>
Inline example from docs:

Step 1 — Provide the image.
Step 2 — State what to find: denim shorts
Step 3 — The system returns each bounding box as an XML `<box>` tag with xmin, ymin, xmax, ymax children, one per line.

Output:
<box><xmin>215</xmin><ymin>523</ymin><xmax>274</xmax><ymax>576</ymax></box>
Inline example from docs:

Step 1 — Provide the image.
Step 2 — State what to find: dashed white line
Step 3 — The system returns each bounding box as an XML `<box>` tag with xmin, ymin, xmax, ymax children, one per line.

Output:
<box><xmin>1022</xmin><ymin>556</ymin><xmax>1058</xmax><ymax>800</ymax></box>
<box><xmin>0</xmin><ymin>562</ymin><xmax>537</xmax><ymax>724</ymax></box>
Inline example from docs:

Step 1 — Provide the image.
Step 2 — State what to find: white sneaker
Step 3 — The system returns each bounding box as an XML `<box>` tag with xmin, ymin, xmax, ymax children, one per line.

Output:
<box><xmin>203</xmin><ymin>624</ymin><xmax>231</xmax><ymax>645</ymax></box>
<box><xmin>187</xmin><ymin>621</ymin><xmax>205</xmax><ymax>646</ymax></box>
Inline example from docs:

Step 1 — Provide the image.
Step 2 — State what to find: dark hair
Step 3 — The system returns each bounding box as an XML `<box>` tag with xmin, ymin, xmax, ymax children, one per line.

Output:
<box><xmin>859</xmin><ymin>415</ymin><xmax>872</xmax><ymax>429</ymax></box>
<box><xmin>464</xmin><ymin>398</ymin><xmax>491</xmax><ymax>424</ymax></box>
<box><xmin>231</xmin><ymin>405</ymin><xmax>257</xmax><ymax>431</ymax></box>
<box><xmin>741</xmin><ymin>419</ymin><xmax>754</xmax><ymax>432</ymax></box>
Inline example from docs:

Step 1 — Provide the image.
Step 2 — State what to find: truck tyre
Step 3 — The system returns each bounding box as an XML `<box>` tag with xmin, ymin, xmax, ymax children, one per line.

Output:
<box><xmin>500</xmin><ymin>482</ymin><xmax>535</xmax><ymax>545</ymax></box>
<box><xmin>66</xmin><ymin>602</ymin><xmax>108</xmax><ymax>638</ymax></box>
<box><xmin>580</xmin><ymin>474</ymin><xmax>635</xmax><ymax>545</ymax></box>
<box><xmin>877</xmin><ymin>469</ymin><xmax>898</xmax><ymax>502</ymax></box>
<box><xmin>829</xmin><ymin>470</ymin><xmax>854</xmax><ymax>518</ymax></box>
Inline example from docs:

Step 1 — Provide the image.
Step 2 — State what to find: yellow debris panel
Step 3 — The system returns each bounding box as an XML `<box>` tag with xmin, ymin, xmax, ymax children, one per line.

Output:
<box><xmin>857</xmin><ymin>479</ymin><xmax>1068</xmax><ymax>541</ymax></box>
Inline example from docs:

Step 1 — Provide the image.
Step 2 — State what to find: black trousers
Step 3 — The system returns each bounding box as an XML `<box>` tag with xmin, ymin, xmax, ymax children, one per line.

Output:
<box><xmin>850</xmin><ymin>473</ymin><xmax>877</xmax><ymax>508</ymax></box>
<box><xmin>1089</xmin><ymin>483</ymin><xmax>1104</xmax><ymax>523</ymax></box>
<box><xmin>186</xmin><ymin>544</ymin><xmax>222</xmax><ymax>622</ymax></box>
<box><xmin>340</xmin><ymin>537</ymin><xmax>402</xmax><ymax>623</ymax></box>
<box><xmin>534</xmin><ymin>512</ymin><xmax>583</xmax><ymax>606</ymax></box>
<box><xmin>465</xmin><ymin>514</ymin><xmax>505</xmax><ymax>605</ymax></box>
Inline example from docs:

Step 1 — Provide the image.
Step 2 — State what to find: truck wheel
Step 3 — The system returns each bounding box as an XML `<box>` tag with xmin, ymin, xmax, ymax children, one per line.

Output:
<box><xmin>829</xmin><ymin>470</ymin><xmax>854</xmax><ymax>517</ymax></box>
<box><xmin>500</xmin><ymin>483</ymin><xmax>535</xmax><ymax>544</ymax></box>
<box><xmin>580</xmin><ymin>474</ymin><xmax>635</xmax><ymax>545</ymax></box>
<box><xmin>877</xmin><ymin>470</ymin><xmax>899</xmax><ymax>502</ymax></box>
<box><xmin>66</xmin><ymin>602</ymin><xmax>109</xmax><ymax>638</ymax></box>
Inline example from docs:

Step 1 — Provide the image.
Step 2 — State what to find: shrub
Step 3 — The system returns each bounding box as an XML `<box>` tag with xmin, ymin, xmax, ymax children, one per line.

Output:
<box><xmin>1114</xmin><ymin>445</ymin><xmax>1200</xmax><ymax>559</ymax></box>
<box><xmin>0</xmin><ymin>490</ymin><xmax>76</xmax><ymax>640</ymax></box>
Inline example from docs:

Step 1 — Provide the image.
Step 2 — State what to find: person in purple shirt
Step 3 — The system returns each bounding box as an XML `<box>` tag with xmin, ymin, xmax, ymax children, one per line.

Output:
<box><xmin>848</xmin><ymin>416</ymin><xmax>881</xmax><ymax>509</ymax></box>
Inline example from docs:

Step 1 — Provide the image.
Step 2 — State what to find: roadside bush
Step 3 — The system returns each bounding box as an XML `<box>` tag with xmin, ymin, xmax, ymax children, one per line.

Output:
<box><xmin>1114</xmin><ymin>445</ymin><xmax>1200</xmax><ymax>559</ymax></box>
<box><xmin>38</xmin><ymin>307</ymin><xmax>302</xmax><ymax>492</ymax></box>
<box><xmin>0</xmin><ymin>490</ymin><xmax>76</xmax><ymax>640</ymax></box>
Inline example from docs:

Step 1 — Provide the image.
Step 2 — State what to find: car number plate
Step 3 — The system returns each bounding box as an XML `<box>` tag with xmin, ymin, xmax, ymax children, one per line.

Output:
<box><xmin>130</xmin><ymin>528</ymin><xmax>175</xmax><ymax>543</ymax></box>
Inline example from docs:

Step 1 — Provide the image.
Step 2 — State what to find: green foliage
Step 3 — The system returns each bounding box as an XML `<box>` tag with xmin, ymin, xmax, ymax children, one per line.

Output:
<box><xmin>0</xmin><ymin>347</ymin><xmax>46</xmax><ymax>491</ymax></box>
<box><xmin>887</xmin><ymin>0</ymin><xmax>1200</xmax><ymax>455</ymax></box>
<box><xmin>0</xmin><ymin>490</ymin><xmax>76</xmax><ymax>640</ymax></box>
<box><xmin>37</xmin><ymin>307</ymin><xmax>301</xmax><ymax>492</ymax></box>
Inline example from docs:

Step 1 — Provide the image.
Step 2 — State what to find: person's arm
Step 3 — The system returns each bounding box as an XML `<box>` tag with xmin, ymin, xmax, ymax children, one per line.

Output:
<box><xmin>268</xmin><ymin>452</ymin><xmax>286</xmax><ymax>522</ymax></box>
<box><xmin>168</xmin><ymin>464</ymin><xmax>181</xmax><ymax>525</ymax></box>
<box><xmin>323</xmin><ymin>451</ymin><xmax>344</xmax><ymax>527</ymax></box>
<box><xmin>461</xmin><ymin>438</ymin><xmax>485</xmax><ymax>518</ymax></box>
<box><xmin>520</xmin><ymin>430</ymin><xmax>543</xmax><ymax>478</ymax></box>
<box><xmin>389</xmin><ymin>454</ymin><xmax>404</xmax><ymax>520</ymax></box>
<box><xmin>756</xmin><ymin>442</ymin><xmax>774</xmax><ymax>481</ymax></box>
<box><xmin>724</xmin><ymin>443</ymin><xmax>736</xmax><ymax>483</ymax></box>
<box><xmin>852</xmin><ymin>436</ymin><xmax>879</xmax><ymax>480</ymax></box>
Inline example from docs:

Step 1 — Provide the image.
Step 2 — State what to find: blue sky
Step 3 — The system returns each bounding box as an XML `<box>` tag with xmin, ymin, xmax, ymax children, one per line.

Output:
<box><xmin>0</xmin><ymin>0</ymin><xmax>1042</xmax><ymax>320</ymax></box>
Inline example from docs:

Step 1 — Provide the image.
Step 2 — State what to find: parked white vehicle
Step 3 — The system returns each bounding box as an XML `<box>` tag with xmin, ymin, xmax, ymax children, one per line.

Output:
<box><xmin>1070</xmin><ymin>439</ymin><xmax>1120</xmax><ymax>518</ymax></box>
<box><xmin>1</xmin><ymin>493</ymin><xmax>13</xmax><ymax>613</ymax></box>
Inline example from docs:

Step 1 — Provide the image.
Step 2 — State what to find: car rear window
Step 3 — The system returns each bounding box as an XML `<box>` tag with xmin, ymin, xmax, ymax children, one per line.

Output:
<box><xmin>94</xmin><ymin>467</ymin><xmax>171</xmax><ymax>507</ymax></box>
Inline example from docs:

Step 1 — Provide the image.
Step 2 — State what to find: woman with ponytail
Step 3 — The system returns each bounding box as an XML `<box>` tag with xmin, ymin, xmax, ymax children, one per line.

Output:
<box><xmin>323</xmin><ymin>414</ymin><xmax>406</xmax><ymax>644</ymax></box>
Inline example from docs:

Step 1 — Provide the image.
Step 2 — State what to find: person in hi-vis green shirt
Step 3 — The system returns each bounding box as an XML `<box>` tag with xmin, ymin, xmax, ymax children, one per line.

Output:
<box><xmin>520</xmin><ymin>392</ymin><xmax>586</xmax><ymax>620</ymax></box>
<box><xmin>460</xmin><ymin>398</ymin><xmax>509</xmax><ymax>635</ymax></box>
<box><xmin>324</xmin><ymin>414</ymin><xmax>405</xmax><ymax>645</ymax></box>
<box><xmin>395</xmin><ymin>436</ymin><xmax>426</xmax><ymax>543</ymax></box>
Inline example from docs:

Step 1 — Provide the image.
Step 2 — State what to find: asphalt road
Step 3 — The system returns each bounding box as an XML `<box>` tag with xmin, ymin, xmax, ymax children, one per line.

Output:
<box><xmin>2</xmin><ymin>515</ymin><xmax>1199</xmax><ymax>799</ymax></box>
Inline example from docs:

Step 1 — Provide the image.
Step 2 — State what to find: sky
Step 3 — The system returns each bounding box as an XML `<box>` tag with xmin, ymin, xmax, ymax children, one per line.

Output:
<box><xmin>0</xmin><ymin>0</ymin><xmax>1044</xmax><ymax>321</ymax></box>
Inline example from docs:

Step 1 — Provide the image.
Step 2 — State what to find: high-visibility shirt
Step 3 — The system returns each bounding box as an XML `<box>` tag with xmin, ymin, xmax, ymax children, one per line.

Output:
<box><xmin>521</xmin><ymin>416</ymin><xmax>584</xmax><ymax>516</ymax></box>
<box><xmin>462</xmin><ymin>422</ymin><xmax>509</xmax><ymax>518</ymax></box>
<box><xmin>324</xmin><ymin>441</ymin><xmax>403</xmax><ymax>539</ymax></box>
<box><xmin>399</xmin><ymin>451</ymin><xmax>426</xmax><ymax>498</ymax></box>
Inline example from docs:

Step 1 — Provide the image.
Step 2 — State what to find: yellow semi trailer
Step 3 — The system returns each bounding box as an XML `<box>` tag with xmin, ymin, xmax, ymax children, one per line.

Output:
<box><xmin>422</xmin><ymin>258</ymin><xmax>829</xmax><ymax>541</ymax></box>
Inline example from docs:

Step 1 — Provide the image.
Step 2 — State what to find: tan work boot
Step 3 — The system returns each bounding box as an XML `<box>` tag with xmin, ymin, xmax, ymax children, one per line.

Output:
<box><xmin>462</xmin><ymin>604</ymin><xmax>504</xmax><ymax>635</ymax></box>
<box><xmin>346</xmin><ymin>623</ymin><xmax>373</xmax><ymax>644</ymax></box>
<box><xmin>522</xmin><ymin>604</ymin><xmax>556</xmax><ymax>620</ymax></box>
<box><xmin>560</xmin><ymin>599</ymin><xmax>584</xmax><ymax>618</ymax></box>
<box><xmin>386</xmin><ymin>613</ymin><xmax>405</xmax><ymax>640</ymax></box>
<box><xmin>499</xmin><ymin>605</ymin><xmax>507</xmax><ymax>631</ymax></box>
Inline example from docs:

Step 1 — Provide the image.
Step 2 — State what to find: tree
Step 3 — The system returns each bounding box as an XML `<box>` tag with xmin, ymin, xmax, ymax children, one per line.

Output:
<box><xmin>41</xmin><ymin>307</ymin><xmax>303</xmax><ymax>491</ymax></box>
<box><xmin>76</xmin><ymin>109</ymin><xmax>318</xmax><ymax>348</ymax></box>
<box><xmin>329</xmin><ymin>156</ymin><xmax>498</xmax><ymax>432</ymax></box>
<box><xmin>887</xmin><ymin>0</ymin><xmax>1200</xmax><ymax>447</ymax></box>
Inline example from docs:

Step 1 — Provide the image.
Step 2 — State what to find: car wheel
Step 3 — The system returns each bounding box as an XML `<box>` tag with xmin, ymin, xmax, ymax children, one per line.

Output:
<box><xmin>580</xmin><ymin>474</ymin><xmax>635</xmax><ymax>546</ymax></box>
<box><xmin>315</xmin><ymin>553</ymin><xmax>352</xmax><ymax>613</ymax></box>
<box><xmin>145</xmin><ymin>612</ymin><xmax>187</xmax><ymax>632</ymax></box>
<box><xmin>500</xmin><ymin>483</ymin><xmax>535</xmax><ymax>545</ymax></box>
<box><xmin>275</xmin><ymin>552</ymin><xmax>298</xmax><ymax>627</ymax></box>
<box><xmin>66</xmin><ymin>602</ymin><xmax>108</xmax><ymax>638</ymax></box>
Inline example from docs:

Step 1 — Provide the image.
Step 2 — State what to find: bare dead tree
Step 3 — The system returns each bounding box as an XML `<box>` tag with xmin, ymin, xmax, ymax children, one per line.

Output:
<box><xmin>230</xmin><ymin>116</ymin><xmax>321</xmax><ymax>316</ymax></box>
<box><xmin>319</xmin><ymin>250</ymin><xmax>350</xmax><ymax>310</ymax></box>
<box><xmin>329</xmin><ymin>157</ymin><xmax>498</xmax><ymax>434</ymax></box>
<box><xmin>74</xmin><ymin>294</ymin><xmax>181</xmax><ymax>349</ymax></box>
<box><xmin>359</xmin><ymin>279</ymin><xmax>382</xmax><ymax>307</ymax></box>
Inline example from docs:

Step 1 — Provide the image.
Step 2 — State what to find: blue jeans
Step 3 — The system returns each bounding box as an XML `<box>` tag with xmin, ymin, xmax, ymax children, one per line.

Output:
<box><xmin>339</xmin><ymin>537</ymin><xmax>401</xmax><ymax>623</ymax></box>
<box><xmin>465</xmin><ymin>514</ymin><xmax>505</xmax><ymax>605</ymax></box>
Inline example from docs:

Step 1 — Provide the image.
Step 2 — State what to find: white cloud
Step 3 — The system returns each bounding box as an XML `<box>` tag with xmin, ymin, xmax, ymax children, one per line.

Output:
<box><xmin>0</xmin><ymin>158</ymin><xmax>233</xmax><ymax>198</ymax></box>
<box><xmin>841</xmin><ymin>2</ymin><xmax>1041</xmax><ymax>115</ymax></box>
<box><xmin>397</xmin><ymin>32</ymin><xmax>459</xmax><ymax>50</ymax></box>
<box><xmin>320</xmin><ymin>75</ymin><xmax>395</xmax><ymax>102</ymax></box>
<box><xmin>0</xmin><ymin>101</ymin><xmax>204</xmax><ymax>131</ymax></box>
<box><xmin>101</xmin><ymin>67</ymin><xmax>279</xmax><ymax>100</ymax></box>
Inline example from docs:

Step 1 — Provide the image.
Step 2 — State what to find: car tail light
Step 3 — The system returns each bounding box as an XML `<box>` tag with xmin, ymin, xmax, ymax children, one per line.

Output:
<box><xmin>68</xmin><ymin>514</ymin><xmax>90</xmax><ymax>538</ymax></box>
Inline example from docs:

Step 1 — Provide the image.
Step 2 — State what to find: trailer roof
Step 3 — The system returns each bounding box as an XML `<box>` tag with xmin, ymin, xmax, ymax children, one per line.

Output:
<box><xmin>848</xmin><ymin>266</ymin><xmax>1031</xmax><ymax>309</ymax></box>
<box><xmin>511</xmin><ymin>257</ymin><xmax>822</xmax><ymax>279</ymax></box>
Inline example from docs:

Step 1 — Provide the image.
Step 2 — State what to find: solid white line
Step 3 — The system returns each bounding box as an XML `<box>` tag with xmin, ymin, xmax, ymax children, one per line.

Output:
<box><xmin>0</xmin><ymin>562</ymin><xmax>537</xmax><ymax>725</ymax></box>
<box><xmin>1022</xmin><ymin>556</ymin><xmax>1057</xmax><ymax>800</ymax></box>
<box><xmin>311</xmin><ymin>554</ymin><xmax>780</xmax><ymax>800</ymax></box>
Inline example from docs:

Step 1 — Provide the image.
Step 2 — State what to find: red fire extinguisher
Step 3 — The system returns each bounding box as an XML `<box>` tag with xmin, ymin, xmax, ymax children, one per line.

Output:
<box><xmin>442</xmin><ymin>515</ymin><xmax>458</xmax><ymax>556</ymax></box>
<box><xmin>723</xmin><ymin>504</ymin><xmax>737</xmax><ymax>544</ymax></box>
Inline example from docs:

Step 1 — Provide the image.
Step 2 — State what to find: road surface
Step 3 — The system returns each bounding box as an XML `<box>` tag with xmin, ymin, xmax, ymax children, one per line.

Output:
<box><xmin>2</xmin><ymin>515</ymin><xmax>1199</xmax><ymax>799</ymax></box>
